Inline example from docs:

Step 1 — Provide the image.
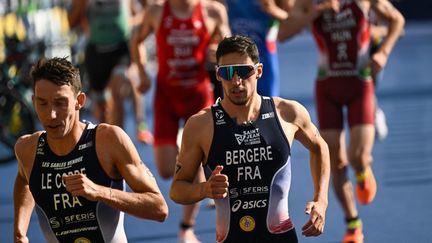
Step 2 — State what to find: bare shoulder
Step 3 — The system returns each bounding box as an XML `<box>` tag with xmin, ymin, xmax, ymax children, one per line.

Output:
<box><xmin>203</xmin><ymin>0</ymin><xmax>227</xmax><ymax>18</ymax></box>
<box><xmin>15</xmin><ymin>132</ymin><xmax>43</xmax><ymax>159</ymax></box>
<box><xmin>366</xmin><ymin>0</ymin><xmax>398</xmax><ymax>11</ymax></box>
<box><xmin>293</xmin><ymin>0</ymin><xmax>314</xmax><ymax>12</ymax></box>
<box><xmin>356</xmin><ymin>0</ymin><xmax>372</xmax><ymax>11</ymax></box>
<box><xmin>146</xmin><ymin>0</ymin><xmax>165</xmax><ymax>20</ymax></box>
<box><xmin>95</xmin><ymin>123</ymin><xmax>136</xmax><ymax>159</ymax></box>
<box><xmin>272</xmin><ymin>97</ymin><xmax>310</xmax><ymax>124</ymax></box>
<box><xmin>15</xmin><ymin>131</ymin><xmax>43</xmax><ymax>177</ymax></box>
<box><xmin>273</xmin><ymin>97</ymin><xmax>305</xmax><ymax>114</ymax></box>
<box><xmin>184</xmin><ymin>107</ymin><xmax>213</xmax><ymax>132</ymax></box>
<box><xmin>182</xmin><ymin>107</ymin><xmax>214</xmax><ymax>154</ymax></box>
<box><xmin>95</xmin><ymin>123</ymin><xmax>136</xmax><ymax>177</ymax></box>
<box><xmin>150</xmin><ymin>0</ymin><xmax>165</xmax><ymax>11</ymax></box>
<box><xmin>359</xmin><ymin>0</ymin><xmax>394</xmax><ymax>11</ymax></box>
<box><xmin>96</xmin><ymin>123</ymin><xmax>129</xmax><ymax>147</ymax></box>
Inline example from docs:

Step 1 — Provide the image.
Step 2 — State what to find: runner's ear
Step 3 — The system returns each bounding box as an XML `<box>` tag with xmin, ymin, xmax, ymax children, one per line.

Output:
<box><xmin>75</xmin><ymin>92</ymin><xmax>86</xmax><ymax>110</ymax></box>
<box><xmin>216</xmin><ymin>73</ymin><xmax>223</xmax><ymax>82</ymax></box>
<box><xmin>256</xmin><ymin>63</ymin><xmax>263</xmax><ymax>79</ymax></box>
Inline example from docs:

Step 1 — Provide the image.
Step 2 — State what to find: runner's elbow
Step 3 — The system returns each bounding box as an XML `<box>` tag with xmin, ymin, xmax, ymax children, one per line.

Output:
<box><xmin>169</xmin><ymin>186</ymin><xmax>180</xmax><ymax>204</ymax></box>
<box><xmin>141</xmin><ymin>199</ymin><xmax>168</xmax><ymax>222</ymax></box>
<box><xmin>154</xmin><ymin>203</ymin><xmax>169</xmax><ymax>222</ymax></box>
<box><xmin>169</xmin><ymin>184</ymin><xmax>189</xmax><ymax>205</ymax></box>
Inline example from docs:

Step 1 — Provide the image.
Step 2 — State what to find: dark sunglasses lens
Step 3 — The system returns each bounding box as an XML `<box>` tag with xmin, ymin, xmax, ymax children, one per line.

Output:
<box><xmin>217</xmin><ymin>66</ymin><xmax>234</xmax><ymax>80</ymax></box>
<box><xmin>217</xmin><ymin>65</ymin><xmax>254</xmax><ymax>80</ymax></box>
<box><xmin>237</xmin><ymin>66</ymin><xmax>254</xmax><ymax>79</ymax></box>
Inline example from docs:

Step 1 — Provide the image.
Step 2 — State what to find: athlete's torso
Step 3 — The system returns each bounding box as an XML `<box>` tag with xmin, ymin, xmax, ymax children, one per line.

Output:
<box><xmin>312</xmin><ymin>0</ymin><xmax>371</xmax><ymax>80</ymax></box>
<box><xmin>87</xmin><ymin>0</ymin><xmax>129</xmax><ymax>45</ymax></box>
<box><xmin>206</xmin><ymin>97</ymin><xmax>294</xmax><ymax>243</ymax></box>
<box><xmin>156</xmin><ymin>0</ymin><xmax>211</xmax><ymax>88</ymax></box>
<box><xmin>29</xmin><ymin>123</ymin><xmax>126</xmax><ymax>243</ymax></box>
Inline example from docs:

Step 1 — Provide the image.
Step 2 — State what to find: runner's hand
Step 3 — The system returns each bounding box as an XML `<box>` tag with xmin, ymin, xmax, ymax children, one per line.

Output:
<box><xmin>14</xmin><ymin>235</ymin><xmax>29</xmax><ymax>243</ymax></box>
<box><xmin>302</xmin><ymin>200</ymin><xmax>327</xmax><ymax>237</ymax></box>
<box><xmin>138</xmin><ymin>68</ymin><xmax>151</xmax><ymax>94</ymax></box>
<box><xmin>205</xmin><ymin>165</ymin><xmax>229</xmax><ymax>199</ymax></box>
<box><xmin>323</xmin><ymin>0</ymin><xmax>340</xmax><ymax>13</ymax></box>
<box><xmin>370</xmin><ymin>51</ymin><xmax>388</xmax><ymax>77</ymax></box>
<box><xmin>314</xmin><ymin>0</ymin><xmax>340</xmax><ymax>18</ymax></box>
<box><xmin>63</xmin><ymin>174</ymin><xmax>102</xmax><ymax>201</ymax></box>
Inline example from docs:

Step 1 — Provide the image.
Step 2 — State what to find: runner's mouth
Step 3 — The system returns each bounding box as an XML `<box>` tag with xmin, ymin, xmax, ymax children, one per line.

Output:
<box><xmin>47</xmin><ymin>124</ymin><xmax>62</xmax><ymax>129</ymax></box>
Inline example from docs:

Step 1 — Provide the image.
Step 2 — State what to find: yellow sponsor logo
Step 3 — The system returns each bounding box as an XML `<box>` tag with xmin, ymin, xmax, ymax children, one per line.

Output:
<box><xmin>239</xmin><ymin>215</ymin><xmax>255</xmax><ymax>232</ymax></box>
<box><xmin>74</xmin><ymin>237</ymin><xmax>91</xmax><ymax>243</ymax></box>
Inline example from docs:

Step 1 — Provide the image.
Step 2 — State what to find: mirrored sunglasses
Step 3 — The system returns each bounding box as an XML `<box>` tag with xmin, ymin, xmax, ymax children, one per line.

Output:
<box><xmin>216</xmin><ymin>63</ymin><xmax>260</xmax><ymax>81</ymax></box>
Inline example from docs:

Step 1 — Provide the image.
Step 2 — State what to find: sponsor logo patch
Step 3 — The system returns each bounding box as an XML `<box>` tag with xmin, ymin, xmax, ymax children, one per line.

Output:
<box><xmin>234</xmin><ymin>128</ymin><xmax>261</xmax><ymax>145</ymax></box>
<box><xmin>74</xmin><ymin>237</ymin><xmax>91</xmax><ymax>243</ymax></box>
<box><xmin>239</xmin><ymin>215</ymin><xmax>256</xmax><ymax>232</ymax></box>
<box><xmin>215</xmin><ymin>109</ymin><xmax>226</xmax><ymax>125</ymax></box>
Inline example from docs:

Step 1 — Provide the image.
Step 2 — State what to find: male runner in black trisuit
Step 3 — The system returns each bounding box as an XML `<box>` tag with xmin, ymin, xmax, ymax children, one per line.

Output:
<box><xmin>14</xmin><ymin>57</ymin><xmax>168</xmax><ymax>243</ymax></box>
<box><xmin>170</xmin><ymin>35</ymin><xmax>330</xmax><ymax>242</ymax></box>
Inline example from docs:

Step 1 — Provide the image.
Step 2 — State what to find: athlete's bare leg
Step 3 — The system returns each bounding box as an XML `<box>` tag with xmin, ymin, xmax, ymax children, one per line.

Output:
<box><xmin>155</xmin><ymin>144</ymin><xmax>202</xmax><ymax>243</ymax></box>
<box><xmin>348</xmin><ymin>125</ymin><xmax>375</xmax><ymax>173</ymax></box>
<box><xmin>126</xmin><ymin>62</ymin><xmax>153</xmax><ymax>143</ymax></box>
<box><xmin>109</xmin><ymin>74</ymin><xmax>126</xmax><ymax>127</ymax></box>
<box><xmin>107</xmin><ymin>64</ymin><xmax>152</xmax><ymax>145</ymax></box>
<box><xmin>321</xmin><ymin>129</ymin><xmax>358</xmax><ymax>219</ymax></box>
<box><xmin>179</xmin><ymin>167</ymin><xmax>204</xmax><ymax>243</ymax></box>
<box><xmin>154</xmin><ymin>145</ymin><xmax>178</xmax><ymax>179</ymax></box>
<box><xmin>92</xmin><ymin>91</ymin><xmax>111</xmax><ymax>124</ymax></box>
<box><xmin>130</xmin><ymin>79</ymin><xmax>144</xmax><ymax>125</ymax></box>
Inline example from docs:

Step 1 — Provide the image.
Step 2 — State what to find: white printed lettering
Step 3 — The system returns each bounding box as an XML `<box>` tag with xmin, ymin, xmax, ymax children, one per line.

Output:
<box><xmin>237</xmin><ymin>166</ymin><xmax>262</xmax><ymax>181</ymax></box>
<box><xmin>53</xmin><ymin>193</ymin><xmax>83</xmax><ymax>211</ymax></box>
<box><xmin>225</xmin><ymin>146</ymin><xmax>273</xmax><ymax>165</ymax></box>
<box><xmin>41</xmin><ymin>173</ymin><xmax>52</xmax><ymax>190</ymax></box>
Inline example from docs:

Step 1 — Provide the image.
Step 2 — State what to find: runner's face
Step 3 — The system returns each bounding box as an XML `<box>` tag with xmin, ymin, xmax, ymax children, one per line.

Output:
<box><xmin>33</xmin><ymin>79</ymin><xmax>80</xmax><ymax>139</ymax></box>
<box><xmin>216</xmin><ymin>53</ymin><xmax>262</xmax><ymax>106</ymax></box>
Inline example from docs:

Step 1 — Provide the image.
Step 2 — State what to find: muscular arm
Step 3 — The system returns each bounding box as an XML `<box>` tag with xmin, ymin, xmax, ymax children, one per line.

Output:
<box><xmin>206</xmin><ymin>1</ymin><xmax>231</xmax><ymax>64</ymax></box>
<box><xmin>294</xmin><ymin>103</ymin><xmax>330</xmax><ymax>236</ymax></box>
<box><xmin>286</xmin><ymin>101</ymin><xmax>330</xmax><ymax>205</ymax></box>
<box><xmin>130</xmin><ymin>5</ymin><xmax>157</xmax><ymax>65</ymax></box>
<box><xmin>259</xmin><ymin>0</ymin><xmax>290</xmax><ymax>21</ymax></box>
<box><xmin>277</xmin><ymin>0</ymin><xmax>315</xmax><ymax>41</ymax></box>
<box><xmin>208</xmin><ymin>1</ymin><xmax>231</xmax><ymax>41</ymax></box>
<box><xmin>278</xmin><ymin>0</ymin><xmax>339</xmax><ymax>41</ymax></box>
<box><xmin>278</xmin><ymin>99</ymin><xmax>330</xmax><ymax>236</ymax></box>
<box><xmin>129</xmin><ymin>0</ymin><xmax>147</xmax><ymax>27</ymax></box>
<box><xmin>170</xmin><ymin>110</ymin><xmax>229</xmax><ymax>204</ymax></box>
<box><xmin>14</xmin><ymin>171</ymin><xmax>34</xmax><ymax>243</ymax></box>
<box><xmin>129</xmin><ymin>4</ymin><xmax>161</xmax><ymax>93</ymax></box>
<box><xmin>64</xmin><ymin>125</ymin><xmax>168</xmax><ymax>222</ymax></box>
<box><xmin>13</xmin><ymin>136</ymin><xmax>36</xmax><ymax>243</ymax></box>
<box><xmin>67</xmin><ymin>0</ymin><xmax>88</xmax><ymax>28</ymax></box>
<box><xmin>369</xmin><ymin>0</ymin><xmax>405</xmax><ymax>71</ymax></box>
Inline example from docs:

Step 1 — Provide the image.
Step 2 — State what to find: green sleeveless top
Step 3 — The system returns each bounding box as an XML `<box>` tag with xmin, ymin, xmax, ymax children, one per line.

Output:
<box><xmin>87</xmin><ymin>0</ymin><xmax>129</xmax><ymax>45</ymax></box>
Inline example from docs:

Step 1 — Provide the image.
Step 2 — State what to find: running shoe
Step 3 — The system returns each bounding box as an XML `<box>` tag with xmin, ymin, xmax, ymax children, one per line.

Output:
<box><xmin>206</xmin><ymin>198</ymin><xmax>216</xmax><ymax>209</ymax></box>
<box><xmin>356</xmin><ymin>167</ymin><xmax>377</xmax><ymax>205</ymax></box>
<box><xmin>178</xmin><ymin>228</ymin><xmax>201</xmax><ymax>243</ymax></box>
<box><xmin>136</xmin><ymin>122</ymin><xmax>154</xmax><ymax>144</ymax></box>
<box><xmin>343</xmin><ymin>219</ymin><xmax>364</xmax><ymax>243</ymax></box>
<box><xmin>375</xmin><ymin>107</ymin><xmax>388</xmax><ymax>140</ymax></box>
